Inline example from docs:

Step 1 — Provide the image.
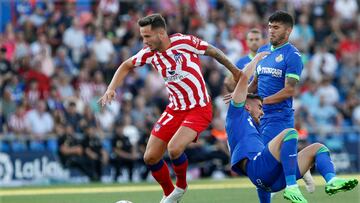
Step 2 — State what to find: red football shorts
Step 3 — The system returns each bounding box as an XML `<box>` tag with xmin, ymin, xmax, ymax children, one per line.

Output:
<box><xmin>151</xmin><ymin>103</ymin><xmax>213</xmax><ymax>143</ymax></box>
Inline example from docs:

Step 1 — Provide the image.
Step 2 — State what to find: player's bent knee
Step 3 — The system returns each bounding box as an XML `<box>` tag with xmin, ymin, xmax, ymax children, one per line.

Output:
<box><xmin>314</xmin><ymin>143</ymin><xmax>329</xmax><ymax>153</ymax></box>
<box><xmin>143</xmin><ymin>153</ymin><xmax>161</xmax><ymax>165</ymax></box>
<box><xmin>312</xmin><ymin>142</ymin><xmax>323</xmax><ymax>148</ymax></box>
<box><xmin>167</xmin><ymin>145</ymin><xmax>183</xmax><ymax>159</ymax></box>
<box><xmin>283</xmin><ymin>128</ymin><xmax>298</xmax><ymax>141</ymax></box>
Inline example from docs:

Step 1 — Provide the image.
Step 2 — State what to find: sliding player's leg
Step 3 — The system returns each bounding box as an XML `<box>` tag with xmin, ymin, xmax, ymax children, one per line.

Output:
<box><xmin>268</xmin><ymin>128</ymin><xmax>307</xmax><ymax>203</ymax></box>
<box><xmin>297</xmin><ymin>143</ymin><xmax>358</xmax><ymax>196</ymax></box>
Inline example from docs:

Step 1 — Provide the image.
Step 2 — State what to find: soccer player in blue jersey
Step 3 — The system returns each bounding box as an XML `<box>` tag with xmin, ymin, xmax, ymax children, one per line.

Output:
<box><xmin>248</xmin><ymin>11</ymin><xmax>301</xmax><ymax>145</ymax></box>
<box><xmin>247</xmin><ymin>11</ymin><xmax>315</xmax><ymax>193</ymax></box>
<box><xmin>225</xmin><ymin>28</ymin><xmax>264</xmax><ymax>91</ymax></box>
<box><xmin>226</xmin><ymin>51</ymin><xmax>358</xmax><ymax>203</ymax></box>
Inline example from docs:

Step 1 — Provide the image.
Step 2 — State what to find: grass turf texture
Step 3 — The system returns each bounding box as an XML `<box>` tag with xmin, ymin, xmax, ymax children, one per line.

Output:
<box><xmin>1</xmin><ymin>175</ymin><xmax>359</xmax><ymax>203</ymax></box>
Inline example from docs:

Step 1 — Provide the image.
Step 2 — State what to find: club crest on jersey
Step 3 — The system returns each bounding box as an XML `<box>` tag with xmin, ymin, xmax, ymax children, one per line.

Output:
<box><xmin>154</xmin><ymin>123</ymin><xmax>161</xmax><ymax>132</ymax></box>
<box><xmin>275</xmin><ymin>54</ymin><xmax>283</xmax><ymax>62</ymax></box>
<box><xmin>174</xmin><ymin>53</ymin><xmax>183</xmax><ymax>64</ymax></box>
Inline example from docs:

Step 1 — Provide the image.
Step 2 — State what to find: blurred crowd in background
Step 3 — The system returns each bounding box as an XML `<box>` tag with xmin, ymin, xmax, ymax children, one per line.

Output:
<box><xmin>0</xmin><ymin>0</ymin><xmax>359</xmax><ymax>181</ymax></box>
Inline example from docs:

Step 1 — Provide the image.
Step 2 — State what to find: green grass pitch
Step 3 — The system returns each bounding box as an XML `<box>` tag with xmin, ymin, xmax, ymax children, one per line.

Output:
<box><xmin>1</xmin><ymin>175</ymin><xmax>359</xmax><ymax>203</ymax></box>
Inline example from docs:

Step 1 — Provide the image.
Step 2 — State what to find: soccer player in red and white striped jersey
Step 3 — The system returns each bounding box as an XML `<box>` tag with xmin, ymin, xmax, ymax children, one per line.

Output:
<box><xmin>99</xmin><ymin>13</ymin><xmax>241</xmax><ymax>203</ymax></box>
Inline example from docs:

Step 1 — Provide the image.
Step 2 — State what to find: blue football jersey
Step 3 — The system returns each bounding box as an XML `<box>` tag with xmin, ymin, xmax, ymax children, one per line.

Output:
<box><xmin>236</xmin><ymin>54</ymin><xmax>253</xmax><ymax>69</ymax></box>
<box><xmin>225</xmin><ymin>101</ymin><xmax>264</xmax><ymax>174</ymax></box>
<box><xmin>236</xmin><ymin>54</ymin><xmax>254</xmax><ymax>82</ymax></box>
<box><xmin>256</xmin><ymin>43</ymin><xmax>303</xmax><ymax>115</ymax></box>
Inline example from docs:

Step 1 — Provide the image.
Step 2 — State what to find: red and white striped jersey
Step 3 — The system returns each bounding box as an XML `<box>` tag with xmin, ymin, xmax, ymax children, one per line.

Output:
<box><xmin>131</xmin><ymin>33</ymin><xmax>210</xmax><ymax>111</ymax></box>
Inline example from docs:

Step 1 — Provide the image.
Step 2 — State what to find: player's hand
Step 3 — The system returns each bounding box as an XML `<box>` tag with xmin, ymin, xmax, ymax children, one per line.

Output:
<box><xmin>254</xmin><ymin>51</ymin><xmax>270</xmax><ymax>61</ymax></box>
<box><xmin>98</xmin><ymin>89</ymin><xmax>116</xmax><ymax>107</ymax></box>
<box><xmin>223</xmin><ymin>93</ymin><xmax>232</xmax><ymax>104</ymax></box>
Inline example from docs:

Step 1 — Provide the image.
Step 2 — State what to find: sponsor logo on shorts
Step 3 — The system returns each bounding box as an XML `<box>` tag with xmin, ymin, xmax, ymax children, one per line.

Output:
<box><xmin>256</xmin><ymin>179</ymin><xmax>272</xmax><ymax>192</ymax></box>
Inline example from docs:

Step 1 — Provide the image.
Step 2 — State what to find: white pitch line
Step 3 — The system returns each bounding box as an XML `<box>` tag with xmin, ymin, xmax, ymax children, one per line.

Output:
<box><xmin>0</xmin><ymin>183</ymin><xmax>254</xmax><ymax>196</ymax></box>
<box><xmin>1</xmin><ymin>175</ymin><xmax>358</xmax><ymax>197</ymax></box>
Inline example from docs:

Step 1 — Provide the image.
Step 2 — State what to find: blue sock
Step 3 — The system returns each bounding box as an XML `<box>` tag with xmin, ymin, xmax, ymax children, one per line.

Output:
<box><xmin>257</xmin><ymin>188</ymin><xmax>271</xmax><ymax>203</ymax></box>
<box><xmin>281</xmin><ymin>129</ymin><xmax>299</xmax><ymax>186</ymax></box>
<box><xmin>315</xmin><ymin>145</ymin><xmax>335</xmax><ymax>183</ymax></box>
<box><xmin>148</xmin><ymin>159</ymin><xmax>165</xmax><ymax>172</ymax></box>
<box><xmin>171</xmin><ymin>153</ymin><xmax>187</xmax><ymax>166</ymax></box>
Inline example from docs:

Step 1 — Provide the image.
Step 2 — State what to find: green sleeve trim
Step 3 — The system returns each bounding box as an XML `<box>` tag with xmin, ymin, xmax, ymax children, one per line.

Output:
<box><xmin>270</xmin><ymin>42</ymin><xmax>289</xmax><ymax>51</ymax></box>
<box><xmin>231</xmin><ymin>100</ymin><xmax>245</xmax><ymax>108</ymax></box>
<box><xmin>248</xmin><ymin>53</ymin><xmax>255</xmax><ymax>60</ymax></box>
<box><xmin>286</xmin><ymin>73</ymin><xmax>300</xmax><ymax>81</ymax></box>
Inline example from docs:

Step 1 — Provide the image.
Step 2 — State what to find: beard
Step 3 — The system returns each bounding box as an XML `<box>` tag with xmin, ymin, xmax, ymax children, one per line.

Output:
<box><xmin>270</xmin><ymin>33</ymin><xmax>286</xmax><ymax>46</ymax></box>
<box><xmin>250</xmin><ymin>112</ymin><xmax>260</xmax><ymax>125</ymax></box>
<box><xmin>250</xmin><ymin>45</ymin><xmax>259</xmax><ymax>53</ymax></box>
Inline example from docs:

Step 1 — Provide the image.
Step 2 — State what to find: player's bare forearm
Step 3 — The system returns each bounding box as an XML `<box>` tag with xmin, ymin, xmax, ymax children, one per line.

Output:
<box><xmin>263</xmin><ymin>77</ymin><xmax>298</xmax><ymax>104</ymax></box>
<box><xmin>232</xmin><ymin>74</ymin><xmax>249</xmax><ymax>104</ymax></box>
<box><xmin>99</xmin><ymin>58</ymin><xmax>135</xmax><ymax>106</ymax></box>
<box><xmin>107</xmin><ymin>58</ymin><xmax>134</xmax><ymax>91</ymax></box>
<box><xmin>263</xmin><ymin>88</ymin><xmax>293</xmax><ymax>104</ymax></box>
<box><xmin>224</xmin><ymin>75</ymin><xmax>237</xmax><ymax>92</ymax></box>
<box><xmin>242</xmin><ymin>53</ymin><xmax>267</xmax><ymax>80</ymax></box>
<box><xmin>205</xmin><ymin>44</ymin><xmax>241</xmax><ymax>81</ymax></box>
<box><xmin>232</xmin><ymin>52</ymin><xmax>269</xmax><ymax>104</ymax></box>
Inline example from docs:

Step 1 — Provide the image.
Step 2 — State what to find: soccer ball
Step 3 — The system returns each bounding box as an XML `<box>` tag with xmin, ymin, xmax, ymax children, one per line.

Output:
<box><xmin>115</xmin><ymin>201</ymin><xmax>133</xmax><ymax>203</ymax></box>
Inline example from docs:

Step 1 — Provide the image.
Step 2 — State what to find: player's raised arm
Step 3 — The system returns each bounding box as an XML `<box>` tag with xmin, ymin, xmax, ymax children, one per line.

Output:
<box><xmin>204</xmin><ymin>44</ymin><xmax>241</xmax><ymax>81</ymax></box>
<box><xmin>98</xmin><ymin>58</ymin><xmax>135</xmax><ymax>106</ymax></box>
<box><xmin>232</xmin><ymin>52</ymin><xmax>269</xmax><ymax>104</ymax></box>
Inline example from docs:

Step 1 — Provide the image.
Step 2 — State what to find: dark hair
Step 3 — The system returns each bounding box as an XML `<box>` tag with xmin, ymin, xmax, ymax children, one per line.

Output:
<box><xmin>268</xmin><ymin>11</ymin><xmax>294</xmax><ymax>27</ymax></box>
<box><xmin>138</xmin><ymin>13</ymin><xmax>167</xmax><ymax>30</ymax></box>
<box><xmin>247</xmin><ymin>93</ymin><xmax>263</xmax><ymax>102</ymax></box>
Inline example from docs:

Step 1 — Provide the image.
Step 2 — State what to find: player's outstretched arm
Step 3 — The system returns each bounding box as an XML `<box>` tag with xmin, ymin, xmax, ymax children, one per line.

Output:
<box><xmin>232</xmin><ymin>52</ymin><xmax>269</xmax><ymax>104</ymax></box>
<box><xmin>204</xmin><ymin>44</ymin><xmax>241</xmax><ymax>81</ymax></box>
<box><xmin>98</xmin><ymin>58</ymin><xmax>135</xmax><ymax>106</ymax></box>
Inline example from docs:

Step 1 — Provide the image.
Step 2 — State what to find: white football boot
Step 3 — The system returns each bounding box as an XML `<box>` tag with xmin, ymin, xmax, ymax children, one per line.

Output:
<box><xmin>163</xmin><ymin>186</ymin><xmax>187</xmax><ymax>203</ymax></box>
<box><xmin>160</xmin><ymin>195</ymin><xmax>167</xmax><ymax>203</ymax></box>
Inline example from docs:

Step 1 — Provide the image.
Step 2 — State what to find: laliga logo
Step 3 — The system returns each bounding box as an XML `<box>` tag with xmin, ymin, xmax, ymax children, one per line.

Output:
<box><xmin>0</xmin><ymin>153</ymin><xmax>13</xmax><ymax>182</ymax></box>
<box><xmin>0</xmin><ymin>153</ymin><xmax>69</xmax><ymax>181</ymax></box>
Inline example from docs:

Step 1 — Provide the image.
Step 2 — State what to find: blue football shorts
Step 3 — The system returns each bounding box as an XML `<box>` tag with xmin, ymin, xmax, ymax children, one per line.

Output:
<box><xmin>245</xmin><ymin>145</ymin><xmax>302</xmax><ymax>192</ymax></box>
<box><xmin>261</xmin><ymin>114</ymin><xmax>294</xmax><ymax>145</ymax></box>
